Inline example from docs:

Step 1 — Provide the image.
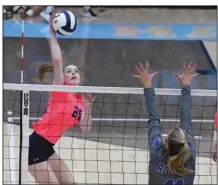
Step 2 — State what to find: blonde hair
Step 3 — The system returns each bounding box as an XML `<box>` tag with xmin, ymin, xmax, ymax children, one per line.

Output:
<box><xmin>34</xmin><ymin>62</ymin><xmax>68</xmax><ymax>83</ymax></box>
<box><xmin>167</xmin><ymin>128</ymin><xmax>191</xmax><ymax>176</ymax></box>
<box><xmin>35</xmin><ymin>62</ymin><xmax>54</xmax><ymax>83</ymax></box>
<box><xmin>35</xmin><ymin>50</ymin><xmax>68</xmax><ymax>83</ymax></box>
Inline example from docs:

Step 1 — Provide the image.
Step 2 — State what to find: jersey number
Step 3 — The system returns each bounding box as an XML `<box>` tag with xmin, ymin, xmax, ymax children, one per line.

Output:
<box><xmin>72</xmin><ymin>106</ymin><xmax>82</xmax><ymax>121</ymax></box>
<box><xmin>165</xmin><ymin>179</ymin><xmax>184</xmax><ymax>185</ymax></box>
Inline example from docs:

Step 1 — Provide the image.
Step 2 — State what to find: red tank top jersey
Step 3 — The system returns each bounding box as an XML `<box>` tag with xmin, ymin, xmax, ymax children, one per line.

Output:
<box><xmin>33</xmin><ymin>91</ymin><xmax>84</xmax><ymax>144</ymax></box>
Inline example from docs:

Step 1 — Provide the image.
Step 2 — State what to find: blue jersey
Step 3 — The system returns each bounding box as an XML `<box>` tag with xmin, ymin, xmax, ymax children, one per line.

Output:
<box><xmin>144</xmin><ymin>85</ymin><xmax>196</xmax><ymax>185</ymax></box>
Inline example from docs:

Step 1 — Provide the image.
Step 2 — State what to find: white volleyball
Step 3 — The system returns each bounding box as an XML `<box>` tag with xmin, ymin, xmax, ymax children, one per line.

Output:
<box><xmin>52</xmin><ymin>10</ymin><xmax>77</xmax><ymax>36</ymax></box>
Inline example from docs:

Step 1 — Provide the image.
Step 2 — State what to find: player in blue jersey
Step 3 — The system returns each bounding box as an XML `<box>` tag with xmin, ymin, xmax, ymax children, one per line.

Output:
<box><xmin>133</xmin><ymin>61</ymin><xmax>199</xmax><ymax>185</ymax></box>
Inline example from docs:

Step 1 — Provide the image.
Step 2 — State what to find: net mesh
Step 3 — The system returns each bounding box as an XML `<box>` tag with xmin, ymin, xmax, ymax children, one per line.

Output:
<box><xmin>3</xmin><ymin>84</ymin><xmax>217</xmax><ymax>184</ymax></box>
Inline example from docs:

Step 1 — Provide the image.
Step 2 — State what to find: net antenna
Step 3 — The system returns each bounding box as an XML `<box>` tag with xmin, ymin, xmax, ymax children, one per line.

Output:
<box><xmin>8</xmin><ymin>6</ymin><xmax>26</xmax><ymax>184</ymax></box>
<box><xmin>8</xmin><ymin>6</ymin><xmax>25</xmax><ymax>184</ymax></box>
<box><xmin>19</xmin><ymin>6</ymin><xmax>29</xmax><ymax>185</ymax></box>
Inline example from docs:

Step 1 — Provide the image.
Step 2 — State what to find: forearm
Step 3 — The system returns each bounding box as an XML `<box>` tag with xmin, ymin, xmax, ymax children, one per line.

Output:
<box><xmin>144</xmin><ymin>88</ymin><xmax>161</xmax><ymax>139</ymax></box>
<box><xmin>213</xmin><ymin>142</ymin><xmax>217</xmax><ymax>152</ymax></box>
<box><xmin>180</xmin><ymin>84</ymin><xmax>192</xmax><ymax>133</ymax></box>
<box><xmin>144</xmin><ymin>88</ymin><xmax>164</xmax><ymax>157</ymax></box>
<box><xmin>213</xmin><ymin>130</ymin><xmax>217</xmax><ymax>144</ymax></box>
<box><xmin>80</xmin><ymin>107</ymin><xmax>92</xmax><ymax>132</ymax></box>
<box><xmin>49</xmin><ymin>30</ymin><xmax>62</xmax><ymax>61</ymax></box>
<box><xmin>144</xmin><ymin>88</ymin><xmax>159</xmax><ymax>121</ymax></box>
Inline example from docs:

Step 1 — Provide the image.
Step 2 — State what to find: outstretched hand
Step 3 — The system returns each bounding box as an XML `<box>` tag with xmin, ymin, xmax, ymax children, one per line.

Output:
<box><xmin>132</xmin><ymin>61</ymin><xmax>158</xmax><ymax>88</ymax></box>
<box><xmin>174</xmin><ymin>62</ymin><xmax>199</xmax><ymax>86</ymax></box>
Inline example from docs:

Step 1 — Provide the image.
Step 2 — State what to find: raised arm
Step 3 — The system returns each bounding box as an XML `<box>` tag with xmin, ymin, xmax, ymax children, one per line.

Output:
<box><xmin>133</xmin><ymin>62</ymin><xmax>164</xmax><ymax>157</ymax></box>
<box><xmin>180</xmin><ymin>85</ymin><xmax>192</xmax><ymax>133</ymax></box>
<box><xmin>174</xmin><ymin>62</ymin><xmax>199</xmax><ymax>134</ymax></box>
<box><xmin>144</xmin><ymin>88</ymin><xmax>162</xmax><ymax>148</ymax></box>
<box><xmin>49</xmin><ymin>16</ymin><xmax>64</xmax><ymax>85</ymax></box>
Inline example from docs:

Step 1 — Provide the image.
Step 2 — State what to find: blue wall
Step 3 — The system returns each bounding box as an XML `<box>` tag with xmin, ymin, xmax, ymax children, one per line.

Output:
<box><xmin>3</xmin><ymin>21</ymin><xmax>216</xmax><ymax>41</ymax></box>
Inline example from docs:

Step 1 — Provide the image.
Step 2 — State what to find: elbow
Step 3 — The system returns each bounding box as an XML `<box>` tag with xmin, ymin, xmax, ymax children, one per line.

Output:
<box><xmin>86</xmin><ymin>127</ymin><xmax>91</xmax><ymax>133</ymax></box>
<box><xmin>79</xmin><ymin>120</ymin><xmax>92</xmax><ymax>133</ymax></box>
<box><xmin>53</xmin><ymin>59</ymin><xmax>62</xmax><ymax>65</ymax></box>
<box><xmin>80</xmin><ymin>125</ymin><xmax>91</xmax><ymax>133</ymax></box>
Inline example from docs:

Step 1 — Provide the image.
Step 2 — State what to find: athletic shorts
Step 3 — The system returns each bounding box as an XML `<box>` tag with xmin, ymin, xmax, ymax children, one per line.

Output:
<box><xmin>28</xmin><ymin>131</ymin><xmax>55</xmax><ymax>165</ymax></box>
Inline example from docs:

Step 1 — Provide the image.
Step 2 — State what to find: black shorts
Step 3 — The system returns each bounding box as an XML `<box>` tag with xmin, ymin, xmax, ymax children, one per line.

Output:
<box><xmin>28</xmin><ymin>131</ymin><xmax>55</xmax><ymax>165</ymax></box>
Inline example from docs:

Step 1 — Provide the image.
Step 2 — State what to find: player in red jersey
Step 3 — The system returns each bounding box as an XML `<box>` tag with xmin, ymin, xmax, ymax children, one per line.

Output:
<box><xmin>212</xmin><ymin>112</ymin><xmax>217</xmax><ymax>162</ymax></box>
<box><xmin>28</xmin><ymin>17</ymin><xmax>94</xmax><ymax>184</ymax></box>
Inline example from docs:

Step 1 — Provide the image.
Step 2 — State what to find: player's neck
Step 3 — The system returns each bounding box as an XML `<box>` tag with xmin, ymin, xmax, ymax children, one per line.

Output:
<box><xmin>63</xmin><ymin>83</ymin><xmax>76</xmax><ymax>96</ymax></box>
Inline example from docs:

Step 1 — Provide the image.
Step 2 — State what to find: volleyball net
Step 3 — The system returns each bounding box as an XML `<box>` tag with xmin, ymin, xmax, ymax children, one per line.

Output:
<box><xmin>3</xmin><ymin>83</ymin><xmax>217</xmax><ymax>184</ymax></box>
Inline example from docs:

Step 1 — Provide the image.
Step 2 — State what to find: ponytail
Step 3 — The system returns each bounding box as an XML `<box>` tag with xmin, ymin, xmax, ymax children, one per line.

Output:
<box><xmin>167</xmin><ymin>143</ymin><xmax>191</xmax><ymax>176</ymax></box>
<box><xmin>33</xmin><ymin>62</ymin><xmax>54</xmax><ymax>83</ymax></box>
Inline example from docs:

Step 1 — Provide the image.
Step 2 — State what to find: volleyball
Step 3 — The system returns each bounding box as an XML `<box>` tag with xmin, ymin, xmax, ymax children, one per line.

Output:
<box><xmin>52</xmin><ymin>10</ymin><xmax>77</xmax><ymax>36</ymax></box>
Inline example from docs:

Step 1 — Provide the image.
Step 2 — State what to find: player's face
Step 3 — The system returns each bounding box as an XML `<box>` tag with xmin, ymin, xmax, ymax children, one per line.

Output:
<box><xmin>64</xmin><ymin>65</ymin><xmax>80</xmax><ymax>86</ymax></box>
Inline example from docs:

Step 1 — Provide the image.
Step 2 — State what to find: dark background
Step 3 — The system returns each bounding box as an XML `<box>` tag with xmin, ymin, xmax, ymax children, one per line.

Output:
<box><xmin>3</xmin><ymin>38</ymin><xmax>217</xmax><ymax>89</ymax></box>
